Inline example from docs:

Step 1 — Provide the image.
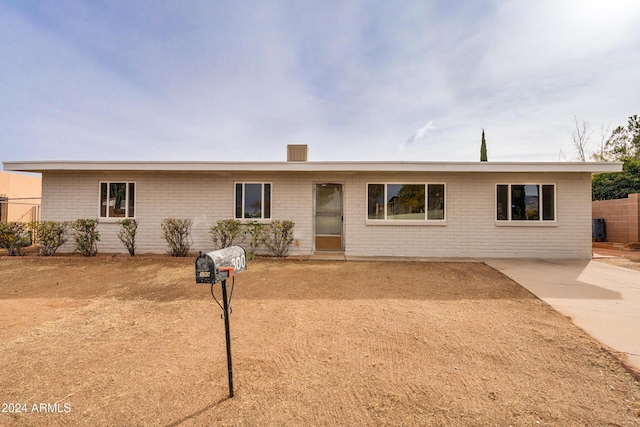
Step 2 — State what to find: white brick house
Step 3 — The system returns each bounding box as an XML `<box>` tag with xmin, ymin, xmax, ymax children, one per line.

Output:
<box><xmin>3</xmin><ymin>147</ymin><xmax>621</xmax><ymax>258</ymax></box>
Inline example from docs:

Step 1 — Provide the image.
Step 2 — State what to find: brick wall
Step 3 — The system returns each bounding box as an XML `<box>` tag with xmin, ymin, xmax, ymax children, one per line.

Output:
<box><xmin>592</xmin><ymin>194</ymin><xmax>640</xmax><ymax>244</ymax></box>
<box><xmin>41</xmin><ymin>171</ymin><xmax>317</xmax><ymax>256</ymax></box>
<box><xmin>41</xmin><ymin>170</ymin><xmax>593</xmax><ymax>258</ymax></box>
<box><xmin>345</xmin><ymin>172</ymin><xmax>592</xmax><ymax>258</ymax></box>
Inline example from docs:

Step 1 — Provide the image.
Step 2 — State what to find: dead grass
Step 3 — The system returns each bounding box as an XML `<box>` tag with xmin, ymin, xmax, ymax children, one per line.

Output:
<box><xmin>1</xmin><ymin>257</ymin><xmax>639</xmax><ymax>426</ymax></box>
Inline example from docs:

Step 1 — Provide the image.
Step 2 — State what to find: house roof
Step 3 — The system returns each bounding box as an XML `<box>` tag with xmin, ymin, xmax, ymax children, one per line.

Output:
<box><xmin>2</xmin><ymin>160</ymin><xmax>624</xmax><ymax>174</ymax></box>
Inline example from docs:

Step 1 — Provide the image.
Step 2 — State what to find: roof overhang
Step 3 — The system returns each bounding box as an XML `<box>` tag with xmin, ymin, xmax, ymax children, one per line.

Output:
<box><xmin>2</xmin><ymin>160</ymin><xmax>624</xmax><ymax>174</ymax></box>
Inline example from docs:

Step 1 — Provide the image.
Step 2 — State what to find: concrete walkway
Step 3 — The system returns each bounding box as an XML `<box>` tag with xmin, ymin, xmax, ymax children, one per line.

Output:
<box><xmin>484</xmin><ymin>258</ymin><xmax>640</xmax><ymax>374</ymax></box>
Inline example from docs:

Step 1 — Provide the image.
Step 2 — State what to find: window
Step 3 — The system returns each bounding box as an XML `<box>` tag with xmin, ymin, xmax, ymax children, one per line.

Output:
<box><xmin>100</xmin><ymin>182</ymin><xmax>135</xmax><ymax>218</ymax></box>
<box><xmin>496</xmin><ymin>184</ymin><xmax>555</xmax><ymax>222</ymax></box>
<box><xmin>367</xmin><ymin>183</ymin><xmax>445</xmax><ymax>221</ymax></box>
<box><xmin>235</xmin><ymin>183</ymin><xmax>271</xmax><ymax>219</ymax></box>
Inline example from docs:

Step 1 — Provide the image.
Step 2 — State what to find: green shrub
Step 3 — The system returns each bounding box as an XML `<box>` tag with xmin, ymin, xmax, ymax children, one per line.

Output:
<box><xmin>262</xmin><ymin>220</ymin><xmax>295</xmax><ymax>258</ymax></box>
<box><xmin>243</xmin><ymin>221</ymin><xmax>265</xmax><ymax>259</ymax></box>
<box><xmin>0</xmin><ymin>222</ymin><xmax>31</xmax><ymax>256</ymax></box>
<box><xmin>161</xmin><ymin>218</ymin><xmax>192</xmax><ymax>257</ymax></box>
<box><xmin>35</xmin><ymin>221</ymin><xmax>69</xmax><ymax>256</ymax></box>
<box><xmin>117</xmin><ymin>218</ymin><xmax>138</xmax><ymax>256</ymax></box>
<box><xmin>209</xmin><ymin>219</ymin><xmax>243</xmax><ymax>250</ymax></box>
<box><xmin>72</xmin><ymin>219</ymin><xmax>100</xmax><ymax>257</ymax></box>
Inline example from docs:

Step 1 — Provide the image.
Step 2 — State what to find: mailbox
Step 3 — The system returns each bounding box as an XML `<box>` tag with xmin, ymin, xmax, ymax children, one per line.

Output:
<box><xmin>196</xmin><ymin>246</ymin><xmax>247</xmax><ymax>284</ymax></box>
<box><xmin>195</xmin><ymin>245</ymin><xmax>247</xmax><ymax>398</ymax></box>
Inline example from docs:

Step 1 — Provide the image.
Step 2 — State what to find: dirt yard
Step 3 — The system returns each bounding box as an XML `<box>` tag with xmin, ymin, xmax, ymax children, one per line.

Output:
<box><xmin>1</xmin><ymin>256</ymin><xmax>639</xmax><ymax>426</ymax></box>
<box><xmin>595</xmin><ymin>256</ymin><xmax>640</xmax><ymax>272</ymax></box>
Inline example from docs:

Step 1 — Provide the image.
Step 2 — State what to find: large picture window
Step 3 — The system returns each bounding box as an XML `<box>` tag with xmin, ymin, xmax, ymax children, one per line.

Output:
<box><xmin>235</xmin><ymin>183</ymin><xmax>271</xmax><ymax>219</ymax></box>
<box><xmin>496</xmin><ymin>184</ymin><xmax>555</xmax><ymax>221</ymax></box>
<box><xmin>367</xmin><ymin>183</ymin><xmax>445</xmax><ymax>221</ymax></box>
<box><xmin>100</xmin><ymin>182</ymin><xmax>135</xmax><ymax>218</ymax></box>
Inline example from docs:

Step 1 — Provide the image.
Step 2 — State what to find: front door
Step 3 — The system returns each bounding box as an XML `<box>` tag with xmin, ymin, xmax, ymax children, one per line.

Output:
<box><xmin>315</xmin><ymin>184</ymin><xmax>343</xmax><ymax>251</ymax></box>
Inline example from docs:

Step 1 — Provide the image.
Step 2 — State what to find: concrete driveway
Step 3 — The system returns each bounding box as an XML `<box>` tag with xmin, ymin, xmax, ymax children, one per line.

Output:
<box><xmin>484</xmin><ymin>258</ymin><xmax>640</xmax><ymax>374</ymax></box>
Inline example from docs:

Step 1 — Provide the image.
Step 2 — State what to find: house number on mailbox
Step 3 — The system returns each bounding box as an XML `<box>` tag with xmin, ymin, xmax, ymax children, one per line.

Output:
<box><xmin>231</xmin><ymin>255</ymin><xmax>246</xmax><ymax>272</ymax></box>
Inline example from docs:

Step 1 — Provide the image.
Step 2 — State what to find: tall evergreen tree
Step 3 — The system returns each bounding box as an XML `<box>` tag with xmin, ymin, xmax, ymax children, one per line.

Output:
<box><xmin>480</xmin><ymin>129</ymin><xmax>488</xmax><ymax>161</ymax></box>
<box><xmin>595</xmin><ymin>115</ymin><xmax>640</xmax><ymax>161</ymax></box>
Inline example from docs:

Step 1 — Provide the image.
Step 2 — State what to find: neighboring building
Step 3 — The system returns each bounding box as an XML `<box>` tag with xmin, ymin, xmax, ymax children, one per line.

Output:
<box><xmin>3</xmin><ymin>146</ymin><xmax>621</xmax><ymax>258</ymax></box>
<box><xmin>0</xmin><ymin>171</ymin><xmax>42</xmax><ymax>223</ymax></box>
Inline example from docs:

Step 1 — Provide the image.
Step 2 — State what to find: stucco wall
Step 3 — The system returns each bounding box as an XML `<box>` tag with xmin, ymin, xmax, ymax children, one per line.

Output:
<box><xmin>0</xmin><ymin>172</ymin><xmax>42</xmax><ymax>198</ymax></box>
<box><xmin>41</xmin><ymin>171</ymin><xmax>593</xmax><ymax>258</ymax></box>
<box><xmin>0</xmin><ymin>171</ymin><xmax>42</xmax><ymax>223</ymax></box>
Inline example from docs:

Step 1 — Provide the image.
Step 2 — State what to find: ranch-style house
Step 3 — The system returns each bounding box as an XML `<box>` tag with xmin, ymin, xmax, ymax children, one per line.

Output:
<box><xmin>3</xmin><ymin>145</ymin><xmax>622</xmax><ymax>258</ymax></box>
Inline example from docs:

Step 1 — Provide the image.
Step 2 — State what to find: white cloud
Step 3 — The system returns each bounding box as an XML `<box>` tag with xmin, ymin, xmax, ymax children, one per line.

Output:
<box><xmin>408</xmin><ymin>120</ymin><xmax>436</xmax><ymax>145</ymax></box>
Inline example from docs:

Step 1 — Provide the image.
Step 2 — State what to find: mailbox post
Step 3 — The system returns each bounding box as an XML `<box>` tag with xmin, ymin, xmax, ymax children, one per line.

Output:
<box><xmin>195</xmin><ymin>246</ymin><xmax>247</xmax><ymax>398</ymax></box>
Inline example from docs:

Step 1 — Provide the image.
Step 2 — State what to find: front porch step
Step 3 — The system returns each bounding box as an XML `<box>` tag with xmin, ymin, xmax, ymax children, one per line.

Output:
<box><xmin>309</xmin><ymin>251</ymin><xmax>346</xmax><ymax>261</ymax></box>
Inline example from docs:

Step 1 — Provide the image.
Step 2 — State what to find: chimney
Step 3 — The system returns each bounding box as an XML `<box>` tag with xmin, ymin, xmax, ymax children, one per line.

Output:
<box><xmin>287</xmin><ymin>144</ymin><xmax>308</xmax><ymax>162</ymax></box>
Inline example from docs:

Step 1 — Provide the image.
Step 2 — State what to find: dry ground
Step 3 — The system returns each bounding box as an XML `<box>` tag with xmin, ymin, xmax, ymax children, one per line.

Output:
<box><xmin>595</xmin><ymin>256</ymin><xmax>640</xmax><ymax>272</ymax></box>
<box><xmin>1</xmin><ymin>256</ymin><xmax>639</xmax><ymax>426</ymax></box>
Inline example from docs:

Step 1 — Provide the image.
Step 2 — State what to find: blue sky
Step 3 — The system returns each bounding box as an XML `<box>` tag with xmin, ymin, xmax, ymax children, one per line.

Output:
<box><xmin>1</xmin><ymin>0</ymin><xmax>639</xmax><ymax>163</ymax></box>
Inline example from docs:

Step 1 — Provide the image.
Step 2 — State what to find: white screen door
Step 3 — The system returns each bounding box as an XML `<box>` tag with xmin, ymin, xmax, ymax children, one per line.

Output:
<box><xmin>315</xmin><ymin>184</ymin><xmax>343</xmax><ymax>251</ymax></box>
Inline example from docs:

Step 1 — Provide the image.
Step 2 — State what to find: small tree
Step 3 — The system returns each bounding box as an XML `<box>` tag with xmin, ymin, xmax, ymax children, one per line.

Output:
<box><xmin>161</xmin><ymin>218</ymin><xmax>192</xmax><ymax>257</ymax></box>
<box><xmin>480</xmin><ymin>129</ymin><xmax>488</xmax><ymax>162</ymax></box>
<box><xmin>35</xmin><ymin>221</ymin><xmax>69</xmax><ymax>256</ymax></box>
<box><xmin>592</xmin><ymin>123</ymin><xmax>612</xmax><ymax>161</ymax></box>
<box><xmin>0</xmin><ymin>222</ymin><xmax>31</xmax><ymax>256</ymax></box>
<box><xmin>262</xmin><ymin>220</ymin><xmax>295</xmax><ymax>258</ymax></box>
<box><xmin>117</xmin><ymin>218</ymin><xmax>138</xmax><ymax>256</ymax></box>
<box><xmin>571</xmin><ymin>115</ymin><xmax>592</xmax><ymax>162</ymax></box>
<box><xmin>209</xmin><ymin>219</ymin><xmax>243</xmax><ymax>250</ymax></box>
<box><xmin>72</xmin><ymin>219</ymin><xmax>100</xmax><ymax>256</ymax></box>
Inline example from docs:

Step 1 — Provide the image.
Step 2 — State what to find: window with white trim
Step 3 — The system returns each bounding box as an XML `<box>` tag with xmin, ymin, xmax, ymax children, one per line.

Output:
<box><xmin>235</xmin><ymin>183</ymin><xmax>271</xmax><ymax>219</ymax></box>
<box><xmin>496</xmin><ymin>184</ymin><xmax>555</xmax><ymax>221</ymax></box>
<box><xmin>100</xmin><ymin>182</ymin><xmax>135</xmax><ymax>218</ymax></box>
<box><xmin>367</xmin><ymin>183</ymin><xmax>445</xmax><ymax>221</ymax></box>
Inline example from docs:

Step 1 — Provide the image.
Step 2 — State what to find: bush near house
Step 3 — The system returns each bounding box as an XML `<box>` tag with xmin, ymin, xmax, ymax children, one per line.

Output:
<box><xmin>35</xmin><ymin>221</ymin><xmax>70</xmax><ymax>256</ymax></box>
<box><xmin>0</xmin><ymin>222</ymin><xmax>31</xmax><ymax>256</ymax></box>
<box><xmin>243</xmin><ymin>220</ymin><xmax>265</xmax><ymax>259</ymax></box>
<box><xmin>208</xmin><ymin>219</ymin><xmax>295</xmax><ymax>258</ymax></box>
<box><xmin>161</xmin><ymin>218</ymin><xmax>192</xmax><ymax>257</ymax></box>
<box><xmin>209</xmin><ymin>219</ymin><xmax>243</xmax><ymax>250</ymax></box>
<box><xmin>73</xmin><ymin>219</ymin><xmax>100</xmax><ymax>257</ymax></box>
<box><xmin>262</xmin><ymin>220</ymin><xmax>295</xmax><ymax>258</ymax></box>
<box><xmin>117</xmin><ymin>218</ymin><xmax>138</xmax><ymax>256</ymax></box>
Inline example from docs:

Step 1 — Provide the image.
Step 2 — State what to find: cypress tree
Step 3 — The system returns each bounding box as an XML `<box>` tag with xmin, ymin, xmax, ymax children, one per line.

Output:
<box><xmin>480</xmin><ymin>129</ymin><xmax>488</xmax><ymax>161</ymax></box>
